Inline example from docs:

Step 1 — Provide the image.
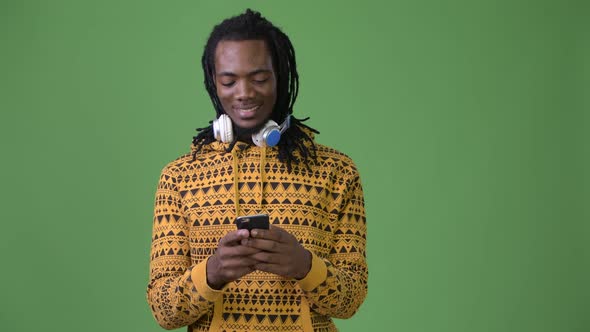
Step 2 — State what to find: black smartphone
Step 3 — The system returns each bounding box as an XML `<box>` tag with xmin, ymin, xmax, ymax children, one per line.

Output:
<box><xmin>235</xmin><ymin>214</ymin><xmax>270</xmax><ymax>231</ymax></box>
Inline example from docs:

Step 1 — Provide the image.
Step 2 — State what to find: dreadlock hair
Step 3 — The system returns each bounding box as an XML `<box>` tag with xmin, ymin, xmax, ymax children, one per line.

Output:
<box><xmin>192</xmin><ymin>8</ymin><xmax>319</xmax><ymax>171</ymax></box>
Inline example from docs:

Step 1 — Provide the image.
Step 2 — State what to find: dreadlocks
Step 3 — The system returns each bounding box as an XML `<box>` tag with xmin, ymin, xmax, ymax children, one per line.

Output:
<box><xmin>192</xmin><ymin>8</ymin><xmax>319</xmax><ymax>171</ymax></box>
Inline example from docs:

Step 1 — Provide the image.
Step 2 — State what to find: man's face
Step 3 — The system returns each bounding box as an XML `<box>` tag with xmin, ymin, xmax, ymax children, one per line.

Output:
<box><xmin>214</xmin><ymin>39</ymin><xmax>277</xmax><ymax>130</ymax></box>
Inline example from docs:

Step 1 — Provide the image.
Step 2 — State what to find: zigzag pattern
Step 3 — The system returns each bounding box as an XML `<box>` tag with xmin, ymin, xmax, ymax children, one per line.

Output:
<box><xmin>148</xmin><ymin>141</ymin><xmax>367</xmax><ymax>331</ymax></box>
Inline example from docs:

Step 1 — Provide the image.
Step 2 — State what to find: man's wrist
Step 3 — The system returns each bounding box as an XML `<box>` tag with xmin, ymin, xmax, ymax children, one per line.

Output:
<box><xmin>206</xmin><ymin>256</ymin><xmax>224</xmax><ymax>290</ymax></box>
<box><xmin>295</xmin><ymin>249</ymin><xmax>312</xmax><ymax>280</ymax></box>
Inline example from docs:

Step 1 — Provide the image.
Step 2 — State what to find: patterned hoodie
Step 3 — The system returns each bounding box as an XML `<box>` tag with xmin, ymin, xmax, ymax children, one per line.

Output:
<box><xmin>147</xmin><ymin>131</ymin><xmax>367</xmax><ymax>331</ymax></box>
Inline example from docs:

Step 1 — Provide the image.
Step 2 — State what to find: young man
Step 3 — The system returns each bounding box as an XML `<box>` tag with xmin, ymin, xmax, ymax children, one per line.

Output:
<box><xmin>147</xmin><ymin>9</ymin><xmax>367</xmax><ymax>331</ymax></box>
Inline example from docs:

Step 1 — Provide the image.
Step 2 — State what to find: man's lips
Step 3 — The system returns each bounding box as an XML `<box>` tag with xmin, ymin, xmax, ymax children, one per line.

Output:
<box><xmin>234</xmin><ymin>104</ymin><xmax>261</xmax><ymax>118</ymax></box>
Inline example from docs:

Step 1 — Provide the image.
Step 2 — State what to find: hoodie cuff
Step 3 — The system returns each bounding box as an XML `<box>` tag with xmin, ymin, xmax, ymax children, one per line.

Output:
<box><xmin>297</xmin><ymin>251</ymin><xmax>328</xmax><ymax>291</ymax></box>
<box><xmin>191</xmin><ymin>257</ymin><xmax>225</xmax><ymax>302</ymax></box>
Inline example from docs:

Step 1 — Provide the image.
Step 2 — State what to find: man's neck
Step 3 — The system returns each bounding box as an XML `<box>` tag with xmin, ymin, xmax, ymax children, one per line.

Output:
<box><xmin>234</xmin><ymin>122</ymin><xmax>266</xmax><ymax>144</ymax></box>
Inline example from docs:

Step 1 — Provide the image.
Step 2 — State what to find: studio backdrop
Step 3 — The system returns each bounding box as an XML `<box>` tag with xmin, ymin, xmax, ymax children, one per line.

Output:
<box><xmin>1</xmin><ymin>1</ymin><xmax>588</xmax><ymax>331</ymax></box>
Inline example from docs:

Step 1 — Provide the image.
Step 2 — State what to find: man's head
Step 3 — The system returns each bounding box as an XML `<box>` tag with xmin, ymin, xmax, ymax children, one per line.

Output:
<box><xmin>193</xmin><ymin>9</ymin><xmax>318</xmax><ymax>170</ymax></box>
<box><xmin>202</xmin><ymin>9</ymin><xmax>298</xmax><ymax>129</ymax></box>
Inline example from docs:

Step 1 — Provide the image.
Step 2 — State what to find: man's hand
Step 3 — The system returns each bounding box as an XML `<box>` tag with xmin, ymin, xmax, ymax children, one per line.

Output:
<box><xmin>243</xmin><ymin>225</ymin><xmax>312</xmax><ymax>279</ymax></box>
<box><xmin>206</xmin><ymin>229</ymin><xmax>261</xmax><ymax>290</ymax></box>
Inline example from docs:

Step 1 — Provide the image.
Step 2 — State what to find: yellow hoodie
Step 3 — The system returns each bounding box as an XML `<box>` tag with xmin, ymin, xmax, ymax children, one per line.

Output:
<box><xmin>147</xmin><ymin>134</ymin><xmax>367</xmax><ymax>331</ymax></box>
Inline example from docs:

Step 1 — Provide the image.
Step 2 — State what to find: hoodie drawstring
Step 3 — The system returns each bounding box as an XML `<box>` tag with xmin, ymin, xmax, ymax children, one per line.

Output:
<box><xmin>259</xmin><ymin>147</ymin><xmax>266</xmax><ymax>212</ymax></box>
<box><xmin>232</xmin><ymin>148</ymin><xmax>241</xmax><ymax>218</ymax></box>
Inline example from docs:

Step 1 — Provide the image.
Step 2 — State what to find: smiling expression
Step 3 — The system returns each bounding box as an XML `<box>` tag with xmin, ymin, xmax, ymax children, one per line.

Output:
<box><xmin>214</xmin><ymin>39</ymin><xmax>277</xmax><ymax>131</ymax></box>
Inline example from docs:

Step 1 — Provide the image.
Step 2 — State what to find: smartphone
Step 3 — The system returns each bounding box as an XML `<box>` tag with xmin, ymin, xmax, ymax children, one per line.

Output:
<box><xmin>235</xmin><ymin>214</ymin><xmax>270</xmax><ymax>231</ymax></box>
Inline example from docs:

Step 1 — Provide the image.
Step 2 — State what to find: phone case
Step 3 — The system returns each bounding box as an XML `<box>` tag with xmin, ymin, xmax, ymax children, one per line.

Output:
<box><xmin>235</xmin><ymin>214</ymin><xmax>270</xmax><ymax>230</ymax></box>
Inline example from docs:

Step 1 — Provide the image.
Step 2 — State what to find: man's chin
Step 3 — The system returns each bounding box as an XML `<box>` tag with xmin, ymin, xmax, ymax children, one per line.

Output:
<box><xmin>234</xmin><ymin>121</ymin><xmax>266</xmax><ymax>140</ymax></box>
<box><xmin>233</xmin><ymin>116</ymin><xmax>262</xmax><ymax>127</ymax></box>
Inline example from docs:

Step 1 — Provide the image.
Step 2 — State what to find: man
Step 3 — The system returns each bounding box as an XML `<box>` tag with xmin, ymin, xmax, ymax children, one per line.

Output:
<box><xmin>147</xmin><ymin>9</ymin><xmax>367</xmax><ymax>331</ymax></box>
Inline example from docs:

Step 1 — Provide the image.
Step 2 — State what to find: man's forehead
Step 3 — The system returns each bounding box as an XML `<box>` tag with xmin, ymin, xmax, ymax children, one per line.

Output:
<box><xmin>214</xmin><ymin>40</ymin><xmax>273</xmax><ymax>73</ymax></box>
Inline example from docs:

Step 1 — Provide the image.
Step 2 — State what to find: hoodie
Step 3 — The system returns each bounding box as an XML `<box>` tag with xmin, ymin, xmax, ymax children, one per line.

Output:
<box><xmin>147</xmin><ymin>131</ymin><xmax>367</xmax><ymax>332</ymax></box>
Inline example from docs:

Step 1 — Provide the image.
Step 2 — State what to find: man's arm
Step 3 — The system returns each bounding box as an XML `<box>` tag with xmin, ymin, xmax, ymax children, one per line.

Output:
<box><xmin>146</xmin><ymin>165</ymin><xmax>223</xmax><ymax>329</ymax></box>
<box><xmin>297</xmin><ymin>171</ymin><xmax>368</xmax><ymax>318</ymax></box>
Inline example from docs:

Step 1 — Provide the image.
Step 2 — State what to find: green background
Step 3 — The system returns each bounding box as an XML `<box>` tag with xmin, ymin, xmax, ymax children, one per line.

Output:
<box><xmin>1</xmin><ymin>0</ymin><xmax>588</xmax><ymax>331</ymax></box>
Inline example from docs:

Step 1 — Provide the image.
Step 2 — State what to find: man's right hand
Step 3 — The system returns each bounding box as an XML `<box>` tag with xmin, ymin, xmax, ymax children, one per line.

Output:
<box><xmin>206</xmin><ymin>229</ymin><xmax>260</xmax><ymax>290</ymax></box>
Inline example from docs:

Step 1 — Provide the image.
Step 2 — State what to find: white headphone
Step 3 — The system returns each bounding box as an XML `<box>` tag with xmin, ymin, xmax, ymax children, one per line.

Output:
<box><xmin>213</xmin><ymin>114</ymin><xmax>291</xmax><ymax>147</ymax></box>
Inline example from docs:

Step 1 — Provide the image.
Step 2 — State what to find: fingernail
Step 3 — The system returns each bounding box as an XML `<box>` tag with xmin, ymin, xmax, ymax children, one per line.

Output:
<box><xmin>251</xmin><ymin>230</ymin><xmax>258</xmax><ymax>237</ymax></box>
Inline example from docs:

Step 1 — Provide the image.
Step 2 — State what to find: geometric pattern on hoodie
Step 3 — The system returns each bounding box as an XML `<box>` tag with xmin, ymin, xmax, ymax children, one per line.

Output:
<box><xmin>147</xmin><ymin>136</ymin><xmax>367</xmax><ymax>332</ymax></box>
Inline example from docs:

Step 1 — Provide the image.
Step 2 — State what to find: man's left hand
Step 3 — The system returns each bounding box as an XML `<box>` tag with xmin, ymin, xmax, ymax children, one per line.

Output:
<box><xmin>242</xmin><ymin>225</ymin><xmax>312</xmax><ymax>279</ymax></box>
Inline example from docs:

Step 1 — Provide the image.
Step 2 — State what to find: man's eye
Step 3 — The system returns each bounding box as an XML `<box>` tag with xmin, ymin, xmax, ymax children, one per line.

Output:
<box><xmin>221</xmin><ymin>81</ymin><xmax>235</xmax><ymax>87</ymax></box>
<box><xmin>253</xmin><ymin>78</ymin><xmax>268</xmax><ymax>84</ymax></box>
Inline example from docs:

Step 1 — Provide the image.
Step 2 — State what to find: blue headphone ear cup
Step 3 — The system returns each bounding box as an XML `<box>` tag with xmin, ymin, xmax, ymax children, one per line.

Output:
<box><xmin>252</xmin><ymin>120</ymin><xmax>280</xmax><ymax>147</ymax></box>
<box><xmin>213</xmin><ymin>114</ymin><xmax>234</xmax><ymax>143</ymax></box>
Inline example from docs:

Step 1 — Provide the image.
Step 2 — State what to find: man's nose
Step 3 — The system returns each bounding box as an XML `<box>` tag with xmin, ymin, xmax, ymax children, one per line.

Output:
<box><xmin>235</xmin><ymin>81</ymin><xmax>255</xmax><ymax>100</ymax></box>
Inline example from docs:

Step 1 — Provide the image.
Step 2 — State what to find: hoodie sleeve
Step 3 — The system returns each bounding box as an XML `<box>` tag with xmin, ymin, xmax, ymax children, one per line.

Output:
<box><xmin>146</xmin><ymin>165</ymin><xmax>223</xmax><ymax>329</ymax></box>
<box><xmin>297</xmin><ymin>167</ymin><xmax>368</xmax><ymax>319</ymax></box>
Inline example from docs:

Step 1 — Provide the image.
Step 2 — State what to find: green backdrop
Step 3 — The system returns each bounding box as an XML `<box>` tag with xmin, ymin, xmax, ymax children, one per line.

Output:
<box><xmin>1</xmin><ymin>0</ymin><xmax>588</xmax><ymax>331</ymax></box>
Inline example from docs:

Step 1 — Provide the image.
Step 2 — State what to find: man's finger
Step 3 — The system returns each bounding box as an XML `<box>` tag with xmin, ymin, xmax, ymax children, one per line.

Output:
<box><xmin>220</xmin><ymin>257</ymin><xmax>259</xmax><ymax>269</ymax></box>
<box><xmin>244</xmin><ymin>238</ymin><xmax>284</xmax><ymax>253</ymax></box>
<box><xmin>223</xmin><ymin>245</ymin><xmax>261</xmax><ymax>257</ymax></box>
<box><xmin>250</xmin><ymin>251</ymin><xmax>281</xmax><ymax>264</ymax></box>
<box><xmin>251</xmin><ymin>226</ymin><xmax>287</xmax><ymax>243</ymax></box>
<box><xmin>220</xmin><ymin>229</ymin><xmax>250</xmax><ymax>246</ymax></box>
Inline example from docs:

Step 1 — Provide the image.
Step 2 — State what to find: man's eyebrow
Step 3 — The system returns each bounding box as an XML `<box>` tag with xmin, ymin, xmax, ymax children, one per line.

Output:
<box><xmin>248</xmin><ymin>69</ymin><xmax>272</xmax><ymax>76</ymax></box>
<box><xmin>217</xmin><ymin>69</ymin><xmax>272</xmax><ymax>76</ymax></box>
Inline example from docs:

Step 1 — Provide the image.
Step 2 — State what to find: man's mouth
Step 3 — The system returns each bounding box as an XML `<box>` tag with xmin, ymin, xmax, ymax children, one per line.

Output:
<box><xmin>235</xmin><ymin>104</ymin><xmax>261</xmax><ymax>117</ymax></box>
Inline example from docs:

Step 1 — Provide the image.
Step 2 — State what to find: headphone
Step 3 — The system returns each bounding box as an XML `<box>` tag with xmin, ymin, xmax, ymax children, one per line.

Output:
<box><xmin>213</xmin><ymin>114</ymin><xmax>291</xmax><ymax>147</ymax></box>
